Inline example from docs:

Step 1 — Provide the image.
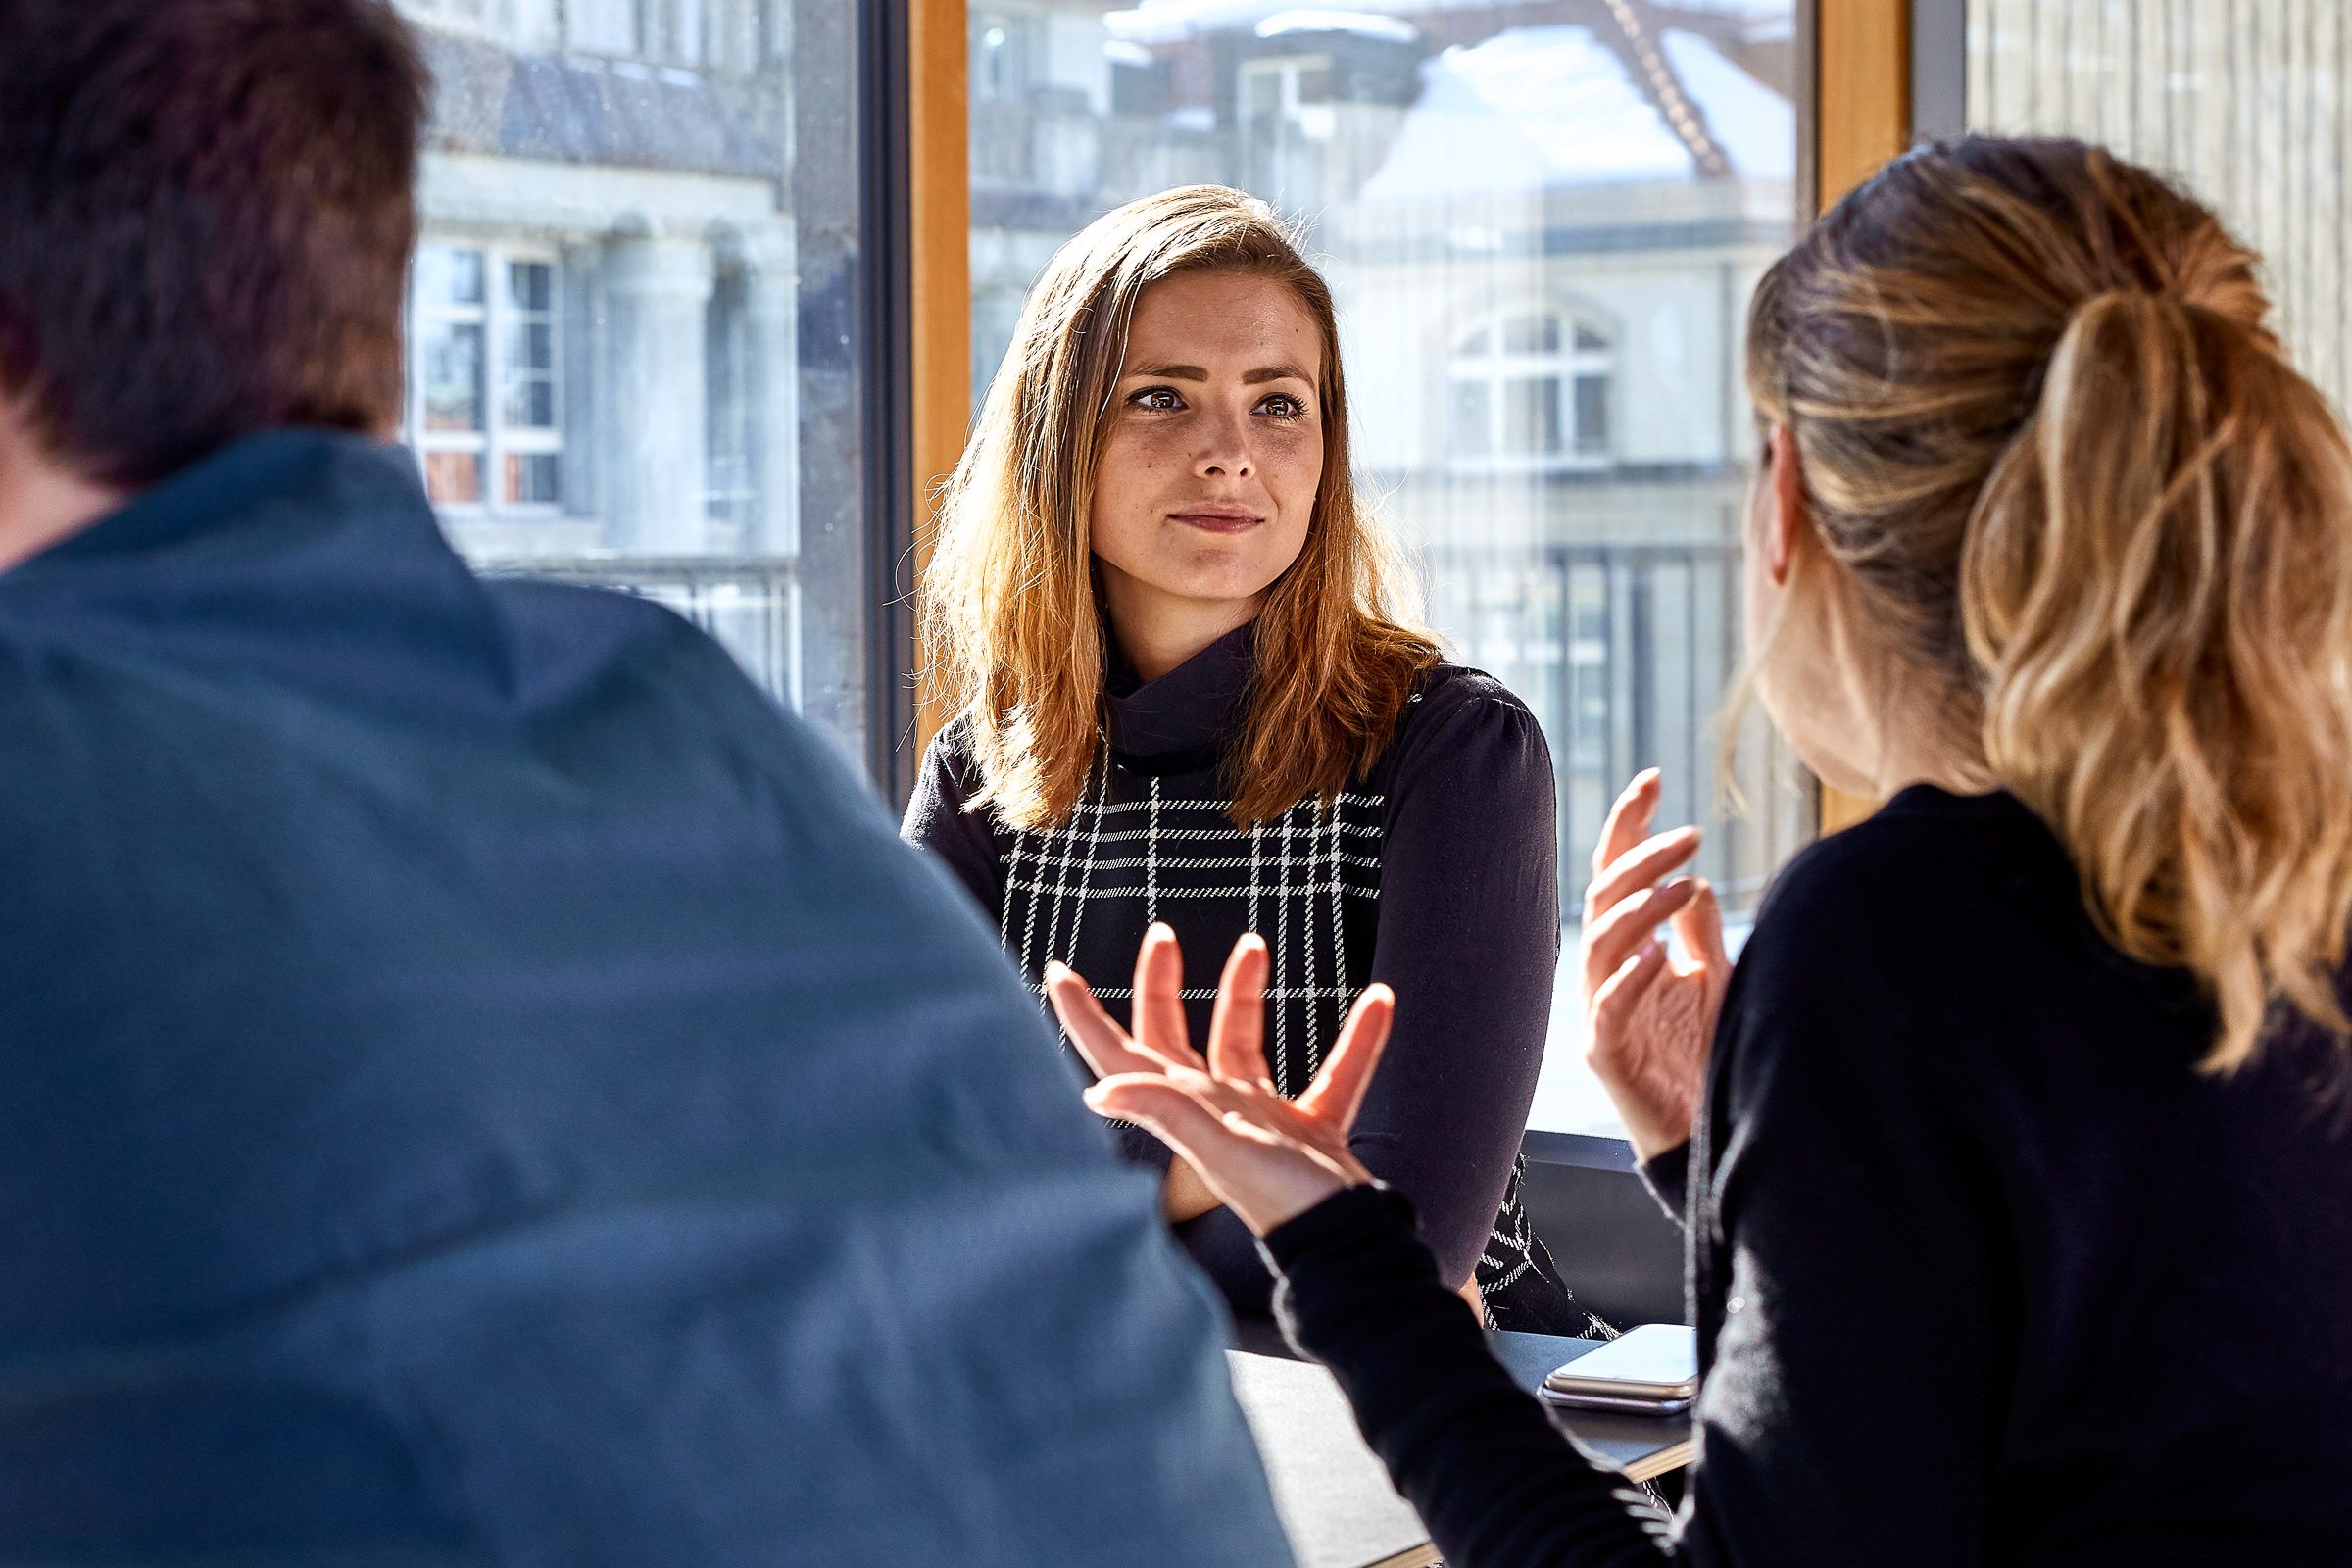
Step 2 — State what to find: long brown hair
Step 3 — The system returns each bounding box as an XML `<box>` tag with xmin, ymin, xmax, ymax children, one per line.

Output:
<box><xmin>1746</xmin><ymin>136</ymin><xmax>2352</xmax><ymax>1069</ymax></box>
<box><xmin>923</xmin><ymin>186</ymin><xmax>1438</xmax><ymax>830</ymax></box>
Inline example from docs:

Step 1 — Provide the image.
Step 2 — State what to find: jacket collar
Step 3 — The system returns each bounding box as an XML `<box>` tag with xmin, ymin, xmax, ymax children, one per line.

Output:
<box><xmin>0</xmin><ymin>428</ymin><xmax>513</xmax><ymax>706</ymax></box>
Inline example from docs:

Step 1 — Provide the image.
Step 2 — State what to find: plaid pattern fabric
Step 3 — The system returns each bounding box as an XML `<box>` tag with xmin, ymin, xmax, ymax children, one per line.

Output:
<box><xmin>1003</xmin><ymin>777</ymin><xmax>1384</xmax><ymax>1096</ymax></box>
<box><xmin>992</xmin><ymin>762</ymin><xmax>1577</xmax><ymax>1328</ymax></box>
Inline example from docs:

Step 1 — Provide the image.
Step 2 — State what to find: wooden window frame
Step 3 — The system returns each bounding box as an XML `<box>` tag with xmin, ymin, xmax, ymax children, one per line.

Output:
<box><xmin>907</xmin><ymin>0</ymin><xmax>968</xmax><ymax>768</ymax></box>
<box><xmin>1814</xmin><ymin>0</ymin><xmax>1913</xmax><ymax>834</ymax></box>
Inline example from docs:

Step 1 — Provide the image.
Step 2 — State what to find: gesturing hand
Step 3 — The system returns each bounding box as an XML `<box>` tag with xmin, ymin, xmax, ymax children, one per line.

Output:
<box><xmin>1579</xmin><ymin>769</ymin><xmax>1732</xmax><ymax>1163</ymax></box>
<box><xmin>1045</xmin><ymin>924</ymin><xmax>1396</xmax><ymax>1237</ymax></box>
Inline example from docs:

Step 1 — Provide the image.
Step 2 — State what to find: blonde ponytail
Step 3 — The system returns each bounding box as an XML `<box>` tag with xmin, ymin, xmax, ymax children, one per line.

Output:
<box><xmin>1749</xmin><ymin>137</ymin><xmax>2352</xmax><ymax>1068</ymax></box>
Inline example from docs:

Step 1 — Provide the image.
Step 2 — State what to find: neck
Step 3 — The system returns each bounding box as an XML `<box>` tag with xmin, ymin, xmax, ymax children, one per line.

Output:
<box><xmin>1793</xmin><ymin>573</ymin><xmax>1992</xmax><ymax>805</ymax></box>
<box><xmin>1857</xmin><ymin>663</ymin><xmax>1993</xmax><ymax>802</ymax></box>
<box><xmin>1101</xmin><ymin>575</ymin><xmax>1258</xmax><ymax>682</ymax></box>
<box><xmin>1867</xmin><ymin>730</ymin><xmax>1989</xmax><ymax>801</ymax></box>
<box><xmin>0</xmin><ymin>422</ymin><xmax>128</xmax><ymax>573</ymax></box>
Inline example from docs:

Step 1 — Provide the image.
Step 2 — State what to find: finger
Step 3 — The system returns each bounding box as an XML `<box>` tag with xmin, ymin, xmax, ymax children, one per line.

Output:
<box><xmin>1130</xmin><ymin>923</ymin><xmax>1204</xmax><ymax>1072</ymax></box>
<box><xmin>1082</xmin><ymin>1075</ymin><xmax>1250</xmax><ymax>1164</ymax></box>
<box><xmin>1591</xmin><ymin>768</ymin><xmax>1662</xmax><ymax>878</ymax></box>
<box><xmin>1045</xmin><ymin>962</ymin><xmax>1178</xmax><ymax>1078</ymax></box>
<box><xmin>1673</xmin><ymin>879</ymin><xmax>1733</xmax><ymax>978</ymax></box>
<box><xmin>1584</xmin><ymin>824</ymin><xmax>1703</xmax><ymax>923</ymax></box>
<box><xmin>1588</xmin><ymin>941</ymin><xmax>1669</xmax><ymax>1053</ymax></box>
<box><xmin>1297</xmin><ymin>983</ymin><xmax>1395</xmax><ymax>1130</ymax></box>
<box><xmin>1087</xmin><ymin>1075</ymin><xmax>1346</xmax><ymax>1236</ymax></box>
<box><xmin>1582</xmin><ymin>877</ymin><xmax>1700</xmax><ymax>994</ymax></box>
<box><xmin>1207</xmin><ymin>934</ymin><xmax>1274</xmax><ymax>1087</ymax></box>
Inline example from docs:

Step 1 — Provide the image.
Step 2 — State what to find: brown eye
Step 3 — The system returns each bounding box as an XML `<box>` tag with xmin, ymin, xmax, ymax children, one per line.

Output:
<box><xmin>1258</xmin><ymin>393</ymin><xmax>1307</xmax><ymax>419</ymax></box>
<box><xmin>1130</xmin><ymin>387</ymin><xmax>1183</xmax><ymax>412</ymax></box>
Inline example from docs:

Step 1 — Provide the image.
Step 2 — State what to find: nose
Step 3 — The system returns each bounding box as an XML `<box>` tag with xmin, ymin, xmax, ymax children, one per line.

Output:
<box><xmin>1193</xmin><ymin>405</ymin><xmax>1253</xmax><ymax>481</ymax></box>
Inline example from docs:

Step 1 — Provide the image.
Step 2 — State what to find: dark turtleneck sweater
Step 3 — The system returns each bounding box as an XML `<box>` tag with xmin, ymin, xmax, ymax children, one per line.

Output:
<box><xmin>904</xmin><ymin>624</ymin><xmax>1600</xmax><ymax>1334</ymax></box>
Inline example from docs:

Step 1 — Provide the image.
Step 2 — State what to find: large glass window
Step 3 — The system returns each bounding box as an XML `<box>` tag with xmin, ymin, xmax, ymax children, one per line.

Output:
<box><xmin>970</xmin><ymin>0</ymin><xmax>1812</xmax><ymax>1136</ymax></box>
<box><xmin>394</xmin><ymin>0</ymin><xmax>888</xmax><ymax>773</ymax></box>
<box><xmin>1968</xmin><ymin>0</ymin><xmax>2352</xmax><ymax>416</ymax></box>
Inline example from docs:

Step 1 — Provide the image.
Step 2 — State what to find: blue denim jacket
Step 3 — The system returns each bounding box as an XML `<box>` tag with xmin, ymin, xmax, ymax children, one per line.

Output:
<box><xmin>0</xmin><ymin>430</ymin><xmax>1284</xmax><ymax>1568</ymax></box>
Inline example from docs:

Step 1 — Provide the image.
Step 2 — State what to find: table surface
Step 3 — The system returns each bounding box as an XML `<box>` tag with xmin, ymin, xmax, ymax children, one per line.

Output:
<box><xmin>1229</xmin><ymin>1319</ymin><xmax>1693</xmax><ymax>1568</ymax></box>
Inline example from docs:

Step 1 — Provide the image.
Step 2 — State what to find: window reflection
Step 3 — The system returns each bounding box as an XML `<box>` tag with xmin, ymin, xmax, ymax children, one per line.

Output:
<box><xmin>390</xmin><ymin>0</ymin><xmax>876</xmax><ymax>763</ymax></box>
<box><xmin>971</xmin><ymin>0</ymin><xmax>1811</xmax><ymax>1134</ymax></box>
<box><xmin>1447</xmin><ymin>308</ymin><xmax>1615</xmax><ymax>471</ymax></box>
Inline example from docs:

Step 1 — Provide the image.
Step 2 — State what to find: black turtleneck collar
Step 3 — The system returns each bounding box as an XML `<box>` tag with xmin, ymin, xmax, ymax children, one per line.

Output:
<box><xmin>1103</xmin><ymin>620</ymin><xmax>1256</xmax><ymax>767</ymax></box>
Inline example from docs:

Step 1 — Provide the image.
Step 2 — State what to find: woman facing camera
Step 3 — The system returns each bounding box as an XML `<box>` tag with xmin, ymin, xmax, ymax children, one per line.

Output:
<box><xmin>1049</xmin><ymin>138</ymin><xmax>2352</xmax><ymax>1564</ymax></box>
<box><xmin>906</xmin><ymin>186</ymin><xmax>1599</xmax><ymax>1332</ymax></box>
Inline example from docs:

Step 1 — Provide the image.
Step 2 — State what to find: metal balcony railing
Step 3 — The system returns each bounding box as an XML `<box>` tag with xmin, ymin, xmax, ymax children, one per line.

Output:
<box><xmin>472</xmin><ymin>555</ymin><xmax>802</xmax><ymax>710</ymax></box>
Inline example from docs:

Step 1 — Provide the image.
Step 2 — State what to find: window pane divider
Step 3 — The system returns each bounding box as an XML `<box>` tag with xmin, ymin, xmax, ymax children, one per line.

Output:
<box><xmin>908</xmin><ymin>0</ymin><xmax>970</xmax><ymax>768</ymax></box>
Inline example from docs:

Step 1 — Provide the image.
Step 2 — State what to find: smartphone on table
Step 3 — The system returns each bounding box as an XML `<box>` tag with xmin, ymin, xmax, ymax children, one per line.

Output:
<box><xmin>1538</xmin><ymin>1323</ymin><xmax>1698</xmax><ymax>1416</ymax></box>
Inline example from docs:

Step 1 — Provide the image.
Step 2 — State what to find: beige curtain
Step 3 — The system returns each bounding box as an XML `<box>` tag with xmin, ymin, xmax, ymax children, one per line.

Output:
<box><xmin>1968</xmin><ymin>0</ymin><xmax>2352</xmax><ymax>415</ymax></box>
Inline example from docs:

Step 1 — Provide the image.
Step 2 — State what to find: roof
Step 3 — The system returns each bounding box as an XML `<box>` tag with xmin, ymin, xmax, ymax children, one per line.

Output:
<box><xmin>1355</xmin><ymin>23</ymin><xmax>1791</xmax><ymax>199</ymax></box>
<box><xmin>418</xmin><ymin>32</ymin><xmax>781</xmax><ymax>181</ymax></box>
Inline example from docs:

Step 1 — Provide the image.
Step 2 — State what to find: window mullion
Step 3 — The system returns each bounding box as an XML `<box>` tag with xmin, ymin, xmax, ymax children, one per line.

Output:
<box><xmin>486</xmin><ymin>246</ymin><xmax>505</xmax><ymax>516</ymax></box>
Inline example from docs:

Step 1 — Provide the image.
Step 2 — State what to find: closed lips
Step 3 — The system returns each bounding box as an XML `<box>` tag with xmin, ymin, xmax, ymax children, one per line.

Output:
<box><xmin>1171</xmin><ymin>508</ymin><xmax>1260</xmax><ymax>532</ymax></box>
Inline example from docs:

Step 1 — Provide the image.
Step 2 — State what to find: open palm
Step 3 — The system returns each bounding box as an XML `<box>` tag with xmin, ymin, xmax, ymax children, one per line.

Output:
<box><xmin>1045</xmin><ymin>925</ymin><xmax>1396</xmax><ymax>1237</ymax></box>
<box><xmin>1578</xmin><ymin>769</ymin><xmax>1732</xmax><ymax>1162</ymax></box>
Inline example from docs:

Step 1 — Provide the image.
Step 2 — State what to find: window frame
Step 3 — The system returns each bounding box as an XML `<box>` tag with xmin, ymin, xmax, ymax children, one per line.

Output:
<box><xmin>1811</xmin><ymin>0</ymin><xmax>1916</xmax><ymax>837</ymax></box>
<box><xmin>1240</xmin><ymin>53</ymin><xmax>1336</xmax><ymax>126</ymax></box>
<box><xmin>406</xmin><ymin>237</ymin><xmax>567</xmax><ymax>521</ymax></box>
<box><xmin>906</xmin><ymin>0</ymin><xmax>970</xmax><ymax>787</ymax></box>
<box><xmin>1238</xmin><ymin>52</ymin><xmax>1337</xmax><ymax>196</ymax></box>
<box><xmin>1445</xmin><ymin>308</ymin><xmax>1617</xmax><ymax>476</ymax></box>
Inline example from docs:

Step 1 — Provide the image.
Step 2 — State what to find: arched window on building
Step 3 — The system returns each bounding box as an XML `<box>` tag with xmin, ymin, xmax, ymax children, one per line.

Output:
<box><xmin>1446</xmin><ymin>309</ymin><xmax>1613</xmax><ymax>473</ymax></box>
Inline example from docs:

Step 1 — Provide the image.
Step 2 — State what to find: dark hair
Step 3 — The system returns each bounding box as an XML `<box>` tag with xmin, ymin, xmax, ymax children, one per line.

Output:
<box><xmin>0</xmin><ymin>0</ymin><xmax>427</xmax><ymax>484</ymax></box>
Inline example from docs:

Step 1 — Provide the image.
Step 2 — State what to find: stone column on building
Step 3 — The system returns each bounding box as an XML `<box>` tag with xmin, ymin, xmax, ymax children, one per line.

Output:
<box><xmin>602</xmin><ymin>231</ymin><xmax>716</xmax><ymax>555</ymax></box>
<box><xmin>788</xmin><ymin>0</ymin><xmax>873</xmax><ymax>768</ymax></box>
<box><xmin>742</xmin><ymin>222</ymin><xmax>801</xmax><ymax>562</ymax></box>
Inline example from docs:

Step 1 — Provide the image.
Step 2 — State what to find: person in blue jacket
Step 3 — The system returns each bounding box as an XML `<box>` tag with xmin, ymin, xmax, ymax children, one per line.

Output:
<box><xmin>0</xmin><ymin>3</ymin><xmax>1286</xmax><ymax>1564</ymax></box>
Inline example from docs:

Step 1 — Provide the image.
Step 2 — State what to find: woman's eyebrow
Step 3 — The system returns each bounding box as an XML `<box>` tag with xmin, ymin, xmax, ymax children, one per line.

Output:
<box><xmin>1123</xmin><ymin>361</ymin><xmax>1314</xmax><ymax>385</ymax></box>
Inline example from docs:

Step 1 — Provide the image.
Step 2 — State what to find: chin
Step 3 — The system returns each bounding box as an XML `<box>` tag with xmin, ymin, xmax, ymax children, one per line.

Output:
<box><xmin>1152</xmin><ymin>555</ymin><xmax>1292</xmax><ymax>605</ymax></box>
<box><xmin>1097</xmin><ymin>529</ymin><xmax>1305</xmax><ymax>616</ymax></box>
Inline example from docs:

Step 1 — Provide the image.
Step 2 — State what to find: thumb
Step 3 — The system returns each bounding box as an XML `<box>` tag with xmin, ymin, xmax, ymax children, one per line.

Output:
<box><xmin>1085</xmin><ymin>1076</ymin><xmax>1238</xmax><ymax>1170</ymax></box>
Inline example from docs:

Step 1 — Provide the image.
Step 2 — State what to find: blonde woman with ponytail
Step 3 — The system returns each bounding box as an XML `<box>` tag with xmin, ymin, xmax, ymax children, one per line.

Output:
<box><xmin>906</xmin><ymin>186</ymin><xmax>1589</xmax><ymax>1332</ymax></box>
<box><xmin>1044</xmin><ymin>139</ymin><xmax>2352</xmax><ymax>1564</ymax></box>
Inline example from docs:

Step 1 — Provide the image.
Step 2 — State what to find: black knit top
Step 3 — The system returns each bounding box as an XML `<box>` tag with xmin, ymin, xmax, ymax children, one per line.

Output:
<box><xmin>1267</xmin><ymin>786</ymin><xmax>2352</xmax><ymax>1566</ymax></box>
<box><xmin>903</xmin><ymin>623</ymin><xmax>1594</xmax><ymax>1333</ymax></box>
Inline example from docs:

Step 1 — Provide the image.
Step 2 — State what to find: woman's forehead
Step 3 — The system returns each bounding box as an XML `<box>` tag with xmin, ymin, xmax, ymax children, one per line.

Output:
<box><xmin>1121</xmin><ymin>271</ymin><xmax>1323</xmax><ymax>379</ymax></box>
